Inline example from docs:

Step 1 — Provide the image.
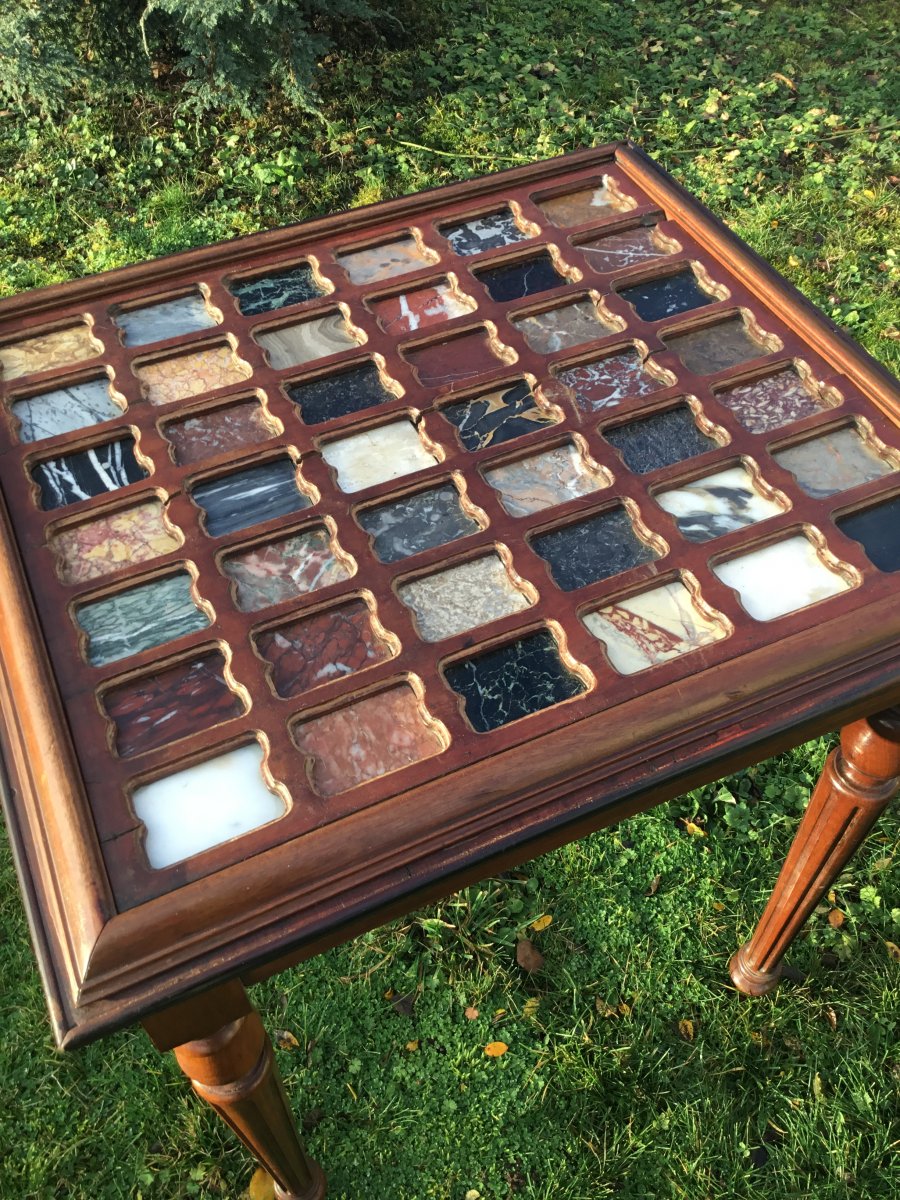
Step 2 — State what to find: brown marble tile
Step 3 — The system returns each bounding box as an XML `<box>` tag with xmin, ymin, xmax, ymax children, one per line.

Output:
<box><xmin>535</xmin><ymin>180</ymin><xmax>633</xmax><ymax>228</ymax></box>
<box><xmin>773</xmin><ymin>427</ymin><xmax>895</xmax><ymax>498</ymax></box>
<box><xmin>0</xmin><ymin>324</ymin><xmax>102</xmax><ymax>381</ymax></box>
<box><xmin>404</xmin><ymin>328</ymin><xmax>509</xmax><ymax>387</ymax></box>
<box><xmin>512</xmin><ymin>298</ymin><xmax>617</xmax><ymax>354</ymax></box>
<box><xmin>663</xmin><ymin>317</ymin><xmax>772</xmax><ymax>375</ymax></box>
<box><xmin>336</xmin><ymin>236</ymin><xmax>436</xmax><ymax>285</ymax></box>
<box><xmin>222</xmin><ymin>525</ymin><xmax>353</xmax><ymax>612</ymax></box>
<box><xmin>50</xmin><ymin>498</ymin><xmax>183</xmax><ymax>585</ymax></box>
<box><xmin>715</xmin><ymin>368</ymin><xmax>828</xmax><ymax>434</ymax></box>
<box><xmin>579</xmin><ymin>224</ymin><xmax>678</xmax><ymax>273</ymax></box>
<box><xmin>134</xmin><ymin>343</ymin><xmax>253</xmax><ymax>406</ymax></box>
<box><xmin>292</xmin><ymin>684</ymin><xmax>446</xmax><ymax>796</ymax></box>
<box><xmin>255</xmin><ymin>599</ymin><xmax>394</xmax><ymax>698</ymax></box>
<box><xmin>163</xmin><ymin>399</ymin><xmax>278</xmax><ymax>465</ymax></box>
<box><xmin>102</xmin><ymin>652</ymin><xmax>245</xmax><ymax>757</ymax></box>
<box><xmin>483</xmin><ymin>443</ymin><xmax>609</xmax><ymax>516</ymax></box>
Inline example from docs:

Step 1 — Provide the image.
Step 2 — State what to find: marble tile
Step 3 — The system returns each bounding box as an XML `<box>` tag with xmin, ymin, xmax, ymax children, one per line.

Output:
<box><xmin>132</xmin><ymin>742</ymin><xmax>286</xmax><ymax>868</ymax></box>
<box><xmin>50</xmin><ymin>499</ymin><xmax>182</xmax><ymax>584</ymax></box>
<box><xmin>103</xmin><ymin>651</ymin><xmax>244</xmax><ymax>757</ymax></box>
<box><xmin>336</xmin><ymin>236</ymin><xmax>435</xmax><ymax>285</ymax></box>
<box><xmin>397</xmin><ymin>554</ymin><xmax>532</xmax><ymax>641</ymax></box>
<box><xmin>579</xmin><ymin>225</ymin><xmax>677</xmax><ymax>273</ymax></box>
<box><xmin>536</xmin><ymin>180</ymin><xmax>631</xmax><ymax>228</ymax></box>
<box><xmin>483</xmin><ymin>443</ymin><xmax>607</xmax><ymax>516</ymax></box>
<box><xmin>371</xmin><ymin>281</ymin><xmax>475</xmax><ymax>336</ymax></box>
<box><xmin>441</xmin><ymin>379</ymin><xmax>558</xmax><ymax>451</ymax></box>
<box><xmin>664</xmin><ymin>317</ymin><xmax>771</xmax><ymax>375</ymax></box>
<box><xmin>715</xmin><ymin>368</ymin><xmax>828</xmax><ymax>434</ymax></box>
<box><xmin>255</xmin><ymin>599</ymin><xmax>394</xmax><ymax>698</ymax></box>
<box><xmin>618</xmin><ymin>269</ymin><xmax>717</xmax><ymax>323</ymax></box>
<box><xmin>287</xmin><ymin>362</ymin><xmax>394</xmax><ymax>425</ymax></box>
<box><xmin>444</xmin><ymin>630</ymin><xmax>586</xmax><ymax>732</ymax></box>
<box><xmin>555</xmin><ymin>350</ymin><xmax>668</xmax><ymax>414</ymax></box>
<box><xmin>32</xmin><ymin>436</ymin><xmax>147</xmax><ymax>510</ymax></box>
<box><xmin>358</xmin><ymin>483</ymin><xmax>480</xmax><ymax>563</ymax></box>
<box><xmin>582</xmin><ymin>579</ymin><xmax>728</xmax><ymax>673</ymax></box>
<box><xmin>836</xmin><ymin>497</ymin><xmax>900</xmax><ymax>573</ymax></box>
<box><xmin>714</xmin><ymin>535</ymin><xmax>853</xmax><ymax>619</ymax></box>
<box><xmin>512</xmin><ymin>299</ymin><xmax>617</xmax><ymax>354</ymax></box>
<box><xmin>230</xmin><ymin>264</ymin><xmax>325</xmax><ymax>316</ymax></box>
<box><xmin>292</xmin><ymin>684</ymin><xmax>445</xmax><ymax>796</ymax></box>
<box><xmin>75</xmin><ymin>571</ymin><xmax>211</xmax><ymax>666</ymax></box>
<box><xmin>0</xmin><ymin>324</ymin><xmax>102</xmax><ymax>381</ymax></box>
<box><xmin>604</xmin><ymin>406</ymin><xmax>717</xmax><ymax>473</ymax></box>
<box><xmin>655</xmin><ymin>465</ymin><xmax>785</xmax><ymax>542</ymax></box>
<box><xmin>222</xmin><ymin>526</ymin><xmax>352</xmax><ymax>612</ymax></box>
<box><xmin>531</xmin><ymin>507</ymin><xmax>657</xmax><ymax>591</ymax></box>
<box><xmin>404</xmin><ymin>328</ymin><xmax>509</xmax><ymax>387</ymax></box>
<box><xmin>163</xmin><ymin>399</ymin><xmax>277</xmax><ymax>465</ymax></box>
<box><xmin>11</xmin><ymin>377</ymin><xmax>124</xmax><ymax>443</ymax></box>
<box><xmin>321</xmin><ymin>420</ymin><xmax>437</xmax><ymax>493</ymax></box>
<box><xmin>256</xmin><ymin>313</ymin><xmax>360</xmax><ymax>369</ymax></box>
<box><xmin>772</xmin><ymin>428</ymin><xmax>894</xmax><ymax>498</ymax></box>
<box><xmin>135</xmin><ymin>343</ymin><xmax>253</xmax><ymax>406</ymax></box>
<box><xmin>476</xmin><ymin>253</ymin><xmax>566</xmax><ymax>302</ymax></box>
<box><xmin>191</xmin><ymin>458</ymin><xmax>312</xmax><ymax>537</ymax></box>
<box><xmin>441</xmin><ymin>209</ymin><xmax>529</xmax><ymax>256</ymax></box>
<box><xmin>113</xmin><ymin>293</ymin><xmax>217</xmax><ymax>346</ymax></box>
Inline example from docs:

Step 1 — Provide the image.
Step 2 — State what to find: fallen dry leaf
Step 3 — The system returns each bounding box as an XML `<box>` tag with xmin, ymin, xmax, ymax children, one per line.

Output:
<box><xmin>531</xmin><ymin>914</ymin><xmax>553</xmax><ymax>932</ymax></box>
<box><xmin>595</xmin><ymin>997</ymin><xmax>618</xmax><ymax>1018</ymax></box>
<box><xmin>523</xmin><ymin>997</ymin><xmax>541</xmax><ymax>1018</ymax></box>
<box><xmin>516</xmin><ymin>937</ymin><xmax>545</xmax><ymax>973</ymax></box>
<box><xmin>824</xmin><ymin>1006</ymin><xmax>838</xmax><ymax>1032</ymax></box>
<box><xmin>464</xmin><ymin>1005</ymin><xmax>480</xmax><ymax>1021</ymax></box>
<box><xmin>886</xmin><ymin>941</ymin><xmax>900</xmax><ymax>962</ymax></box>
<box><xmin>485</xmin><ymin>1041</ymin><xmax>508</xmax><ymax>1057</ymax></box>
<box><xmin>646</xmin><ymin>874</ymin><xmax>661</xmax><ymax>896</ymax></box>
<box><xmin>678</xmin><ymin>1019</ymin><xmax>695</xmax><ymax>1042</ymax></box>
<box><xmin>405</xmin><ymin>1039</ymin><xmax>420</xmax><ymax>1052</ymax></box>
<box><xmin>712</xmin><ymin>901</ymin><xmax>726</xmax><ymax>912</ymax></box>
<box><xmin>248</xmin><ymin>1166</ymin><xmax>275</xmax><ymax>1200</ymax></box>
<box><xmin>682</xmin><ymin>819</ymin><xmax>707</xmax><ymax>837</ymax></box>
<box><xmin>827</xmin><ymin>909</ymin><xmax>845</xmax><ymax>928</ymax></box>
<box><xmin>274</xmin><ymin>1029</ymin><xmax>300</xmax><ymax>1051</ymax></box>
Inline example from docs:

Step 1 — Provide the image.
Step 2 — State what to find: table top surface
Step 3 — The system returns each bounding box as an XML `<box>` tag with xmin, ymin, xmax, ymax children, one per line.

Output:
<box><xmin>1</xmin><ymin>143</ymin><xmax>899</xmax><ymax>1047</ymax></box>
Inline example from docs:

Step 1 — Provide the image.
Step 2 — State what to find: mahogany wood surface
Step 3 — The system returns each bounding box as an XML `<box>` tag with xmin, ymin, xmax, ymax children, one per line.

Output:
<box><xmin>0</xmin><ymin>142</ymin><xmax>898</xmax><ymax>1054</ymax></box>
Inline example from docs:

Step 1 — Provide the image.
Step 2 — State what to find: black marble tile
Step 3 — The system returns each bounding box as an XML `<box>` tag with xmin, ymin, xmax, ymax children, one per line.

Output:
<box><xmin>617</xmin><ymin>270</ymin><xmax>714</xmax><ymax>323</ymax></box>
<box><xmin>475</xmin><ymin>254</ymin><xmax>566</xmax><ymax>302</ymax></box>
<box><xmin>358</xmin><ymin>483</ymin><xmax>480</xmax><ymax>563</ymax></box>
<box><xmin>191</xmin><ymin>457</ymin><xmax>311</xmax><ymax>537</ymax></box>
<box><xmin>441</xmin><ymin>209</ymin><xmax>528</xmax><ymax>256</ymax></box>
<box><xmin>32</xmin><ymin>437</ymin><xmax>147</xmax><ymax>510</ymax></box>
<box><xmin>230</xmin><ymin>265</ymin><xmax>324</xmax><ymax>316</ymax></box>
<box><xmin>286</xmin><ymin>362</ymin><xmax>392</xmax><ymax>425</ymax></box>
<box><xmin>531</xmin><ymin>507</ymin><xmax>657</xmax><ymax>590</ymax></box>
<box><xmin>836</xmin><ymin>497</ymin><xmax>900</xmax><ymax>572</ymax></box>
<box><xmin>604</xmin><ymin>406</ymin><xmax>716</xmax><ymax>473</ymax></box>
<box><xmin>441</xmin><ymin>380</ymin><xmax>558</xmax><ymax>452</ymax></box>
<box><xmin>444</xmin><ymin>630</ymin><xmax>586</xmax><ymax>732</ymax></box>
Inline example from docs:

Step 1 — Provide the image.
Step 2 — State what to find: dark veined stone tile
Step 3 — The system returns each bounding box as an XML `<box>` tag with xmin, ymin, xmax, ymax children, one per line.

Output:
<box><xmin>287</xmin><ymin>362</ymin><xmax>394</xmax><ymax>425</ymax></box>
<box><xmin>444</xmin><ymin>630</ymin><xmax>586</xmax><ymax>732</ymax></box>
<box><xmin>441</xmin><ymin>379</ymin><xmax>558</xmax><ymax>451</ymax></box>
<box><xmin>32</xmin><ymin>436</ymin><xmax>147</xmax><ymax>510</ymax></box>
<box><xmin>604</xmin><ymin>406</ymin><xmax>717</xmax><ymax>473</ymax></box>
<box><xmin>531</xmin><ymin>506</ymin><xmax>658</xmax><ymax>590</ymax></box>
<box><xmin>358</xmin><ymin>483</ymin><xmax>480</xmax><ymax>563</ymax></box>
<box><xmin>618</xmin><ymin>269</ymin><xmax>716</xmax><ymax>323</ymax></box>
<box><xmin>191</xmin><ymin>457</ymin><xmax>311</xmax><ymax>537</ymax></box>
<box><xmin>836</xmin><ymin>496</ymin><xmax>900</xmax><ymax>572</ymax></box>
<box><xmin>230</xmin><ymin>264</ymin><xmax>325</xmax><ymax>316</ymax></box>
<box><xmin>475</xmin><ymin>253</ymin><xmax>567</xmax><ymax>302</ymax></box>
<box><xmin>441</xmin><ymin>209</ymin><xmax>529</xmax><ymax>256</ymax></box>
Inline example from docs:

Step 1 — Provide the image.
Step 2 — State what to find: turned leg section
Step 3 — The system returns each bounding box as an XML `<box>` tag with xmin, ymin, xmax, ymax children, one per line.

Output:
<box><xmin>143</xmin><ymin>981</ymin><xmax>326</xmax><ymax>1200</ymax></box>
<box><xmin>731</xmin><ymin>707</ymin><xmax>900</xmax><ymax>995</ymax></box>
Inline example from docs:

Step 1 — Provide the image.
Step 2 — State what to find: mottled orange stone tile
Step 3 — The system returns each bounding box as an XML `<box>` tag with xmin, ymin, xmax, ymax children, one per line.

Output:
<box><xmin>0</xmin><ymin>324</ymin><xmax>103</xmax><ymax>381</ymax></box>
<box><xmin>49</xmin><ymin>499</ymin><xmax>183</xmax><ymax>584</ymax></box>
<box><xmin>134</xmin><ymin>343</ymin><xmax>252</xmax><ymax>406</ymax></box>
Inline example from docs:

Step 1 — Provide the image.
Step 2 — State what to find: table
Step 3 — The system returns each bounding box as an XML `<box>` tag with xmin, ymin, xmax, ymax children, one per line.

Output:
<box><xmin>0</xmin><ymin>142</ymin><xmax>898</xmax><ymax>1198</ymax></box>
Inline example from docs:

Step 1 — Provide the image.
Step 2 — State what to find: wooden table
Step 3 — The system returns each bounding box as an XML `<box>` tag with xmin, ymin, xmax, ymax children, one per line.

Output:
<box><xmin>1</xmin><ymin>143</ymin><xmax>898</xmax><ymax>1198</ymax></box>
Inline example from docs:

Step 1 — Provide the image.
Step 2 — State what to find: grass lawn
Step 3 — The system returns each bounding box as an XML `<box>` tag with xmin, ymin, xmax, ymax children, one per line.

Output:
<box><xmin>0</xmin><ymin>2</ymin><xmax>898</xmax><ymax>1197</ymax></box>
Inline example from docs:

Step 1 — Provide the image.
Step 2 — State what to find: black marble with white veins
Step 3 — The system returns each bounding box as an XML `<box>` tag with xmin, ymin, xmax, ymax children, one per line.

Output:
<box><xmin>358</xmin><ymin>483</ymin><xmax>480</xmax><ymax>563</ymax></box>
<box><xmin>604</xmin><ymin>406</ymin><xmax>716</xmax><ymax>473</ymax></box>
<box><xmin>531</xmin><ymin>507</ymin><xmax>657</xmax><ymax>590</ymax></box>
<box><xmin>476</xmin><ymin>254</ymin><xmax>566</xmax><ymax>302</ymax></box>
<box><xmin>32</xmin><ymin>437</ymin><xmax>147</xmax><ymax>510</ymax></box>
<box><xmin>441</xmin><ymin>210</ymin><xmax>528</xmax><ymax>256</ymax></box>
<box><xmin>191</xmin><ymin>458</ymin><xmax>311</xmax><ymax>536</ymax></box>
<box><xmin>836</xmin><ymin>497</ymin><xmax>900</xmax><ymax>572</ymax></box>
<box><xmin>287</xmin><ymin>362</ymin><xmax>392</xmax><ymax>425</ymax></box>
<box><xmin>618</xmin><ymin>270</ymin><xmax>715</xmax><ymax>323</ymax></box>
<box><xmin>444</xmin><ymin>630</ymin><xmax>586</xmax><ymax>732</ymax></box>
<box><xmin>230</xmin><ymin>265</ymin><xmax>325</xmax><ymax>316</ymax></box>
<box><xmin>441</xmin><ymin>380</ymin><xmax>558</xmax><ymax>451</ymax></box>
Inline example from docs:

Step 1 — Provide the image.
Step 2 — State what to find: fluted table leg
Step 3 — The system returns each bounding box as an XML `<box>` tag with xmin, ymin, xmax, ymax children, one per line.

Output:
<box><xmin>730</xmin><ymin>707</ymin><xmax>900</xmax><ymax>995</ymax></box>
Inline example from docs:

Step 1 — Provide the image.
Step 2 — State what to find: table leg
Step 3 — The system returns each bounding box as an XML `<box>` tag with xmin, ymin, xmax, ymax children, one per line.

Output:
<box><xmin>143</xmin><ymin>981</ymin><xmax>326</xmax><ymax>1199</ymax></box>
<box><xmin>730</xmin><ymin>706</ymin><xmax>900</xmax><ymax>995</ymax></box>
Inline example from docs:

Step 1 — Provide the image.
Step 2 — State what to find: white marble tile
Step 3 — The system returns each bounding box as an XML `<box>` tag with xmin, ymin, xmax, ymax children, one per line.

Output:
<box><xmin>655</xmin><ymin>465</ymin><xmax>785</xmax><ymax>542</ymax></box>
<box><xmin>713</xmin><ymin>535</ymin><xmax>852</xmax><ymax>620</ymax></box>
<box><xmin>321</xmin><ymin>420</ymin><xmax>438</xmax><ymax>492</ymax></box>
<box><xmin>11</xmin><ymin>378</ymin><xmax>124</xmax><ymax>443</ymax></box>
<box><xmin>132</xmin><ymin>742</ymin><xmax>287</xmax><ymax>868</ymax></box>
<box><xmin>114</xmin><ymin>294</ymin><xmax>218</xmax><ymax>346</ymax></box>
<box><xmin>397</xmin><ymin>553</ymin><xmax>532</xmax><ymax>641</ymax></box>
<box><xmin>582</xmin><ymin>579</ymin><xmax>727</xmax><ymax>673</ymax></box>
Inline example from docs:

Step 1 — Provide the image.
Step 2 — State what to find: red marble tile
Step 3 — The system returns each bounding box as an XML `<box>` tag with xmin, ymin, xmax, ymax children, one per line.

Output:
<box><xmin>292</xmin><ymin>684</ymin><xmax>446</xmax><ymax>796</ymax></box>
<box><xmin>255</xmin><ymin>599</ymin><xmax>395</xmax><ymax>698</ymax></box>
<box><xmin>403</xmin><ymin>328</ymin><xmax>509</xmax><ymax>387</ymax></box>
<box><xmin>102</xmin><ymin>652</ymin><xmax>245</xmax><ymax>757</ymax></box>
<box><xmin>163</xmin><ymin>399</ymin><xmax>278</xmax><ymax>464</ymax></box>
<box><xmin>371</xmin><ymin>281</ymin><xmax>475</xmax><ymax>337</ymax></box>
